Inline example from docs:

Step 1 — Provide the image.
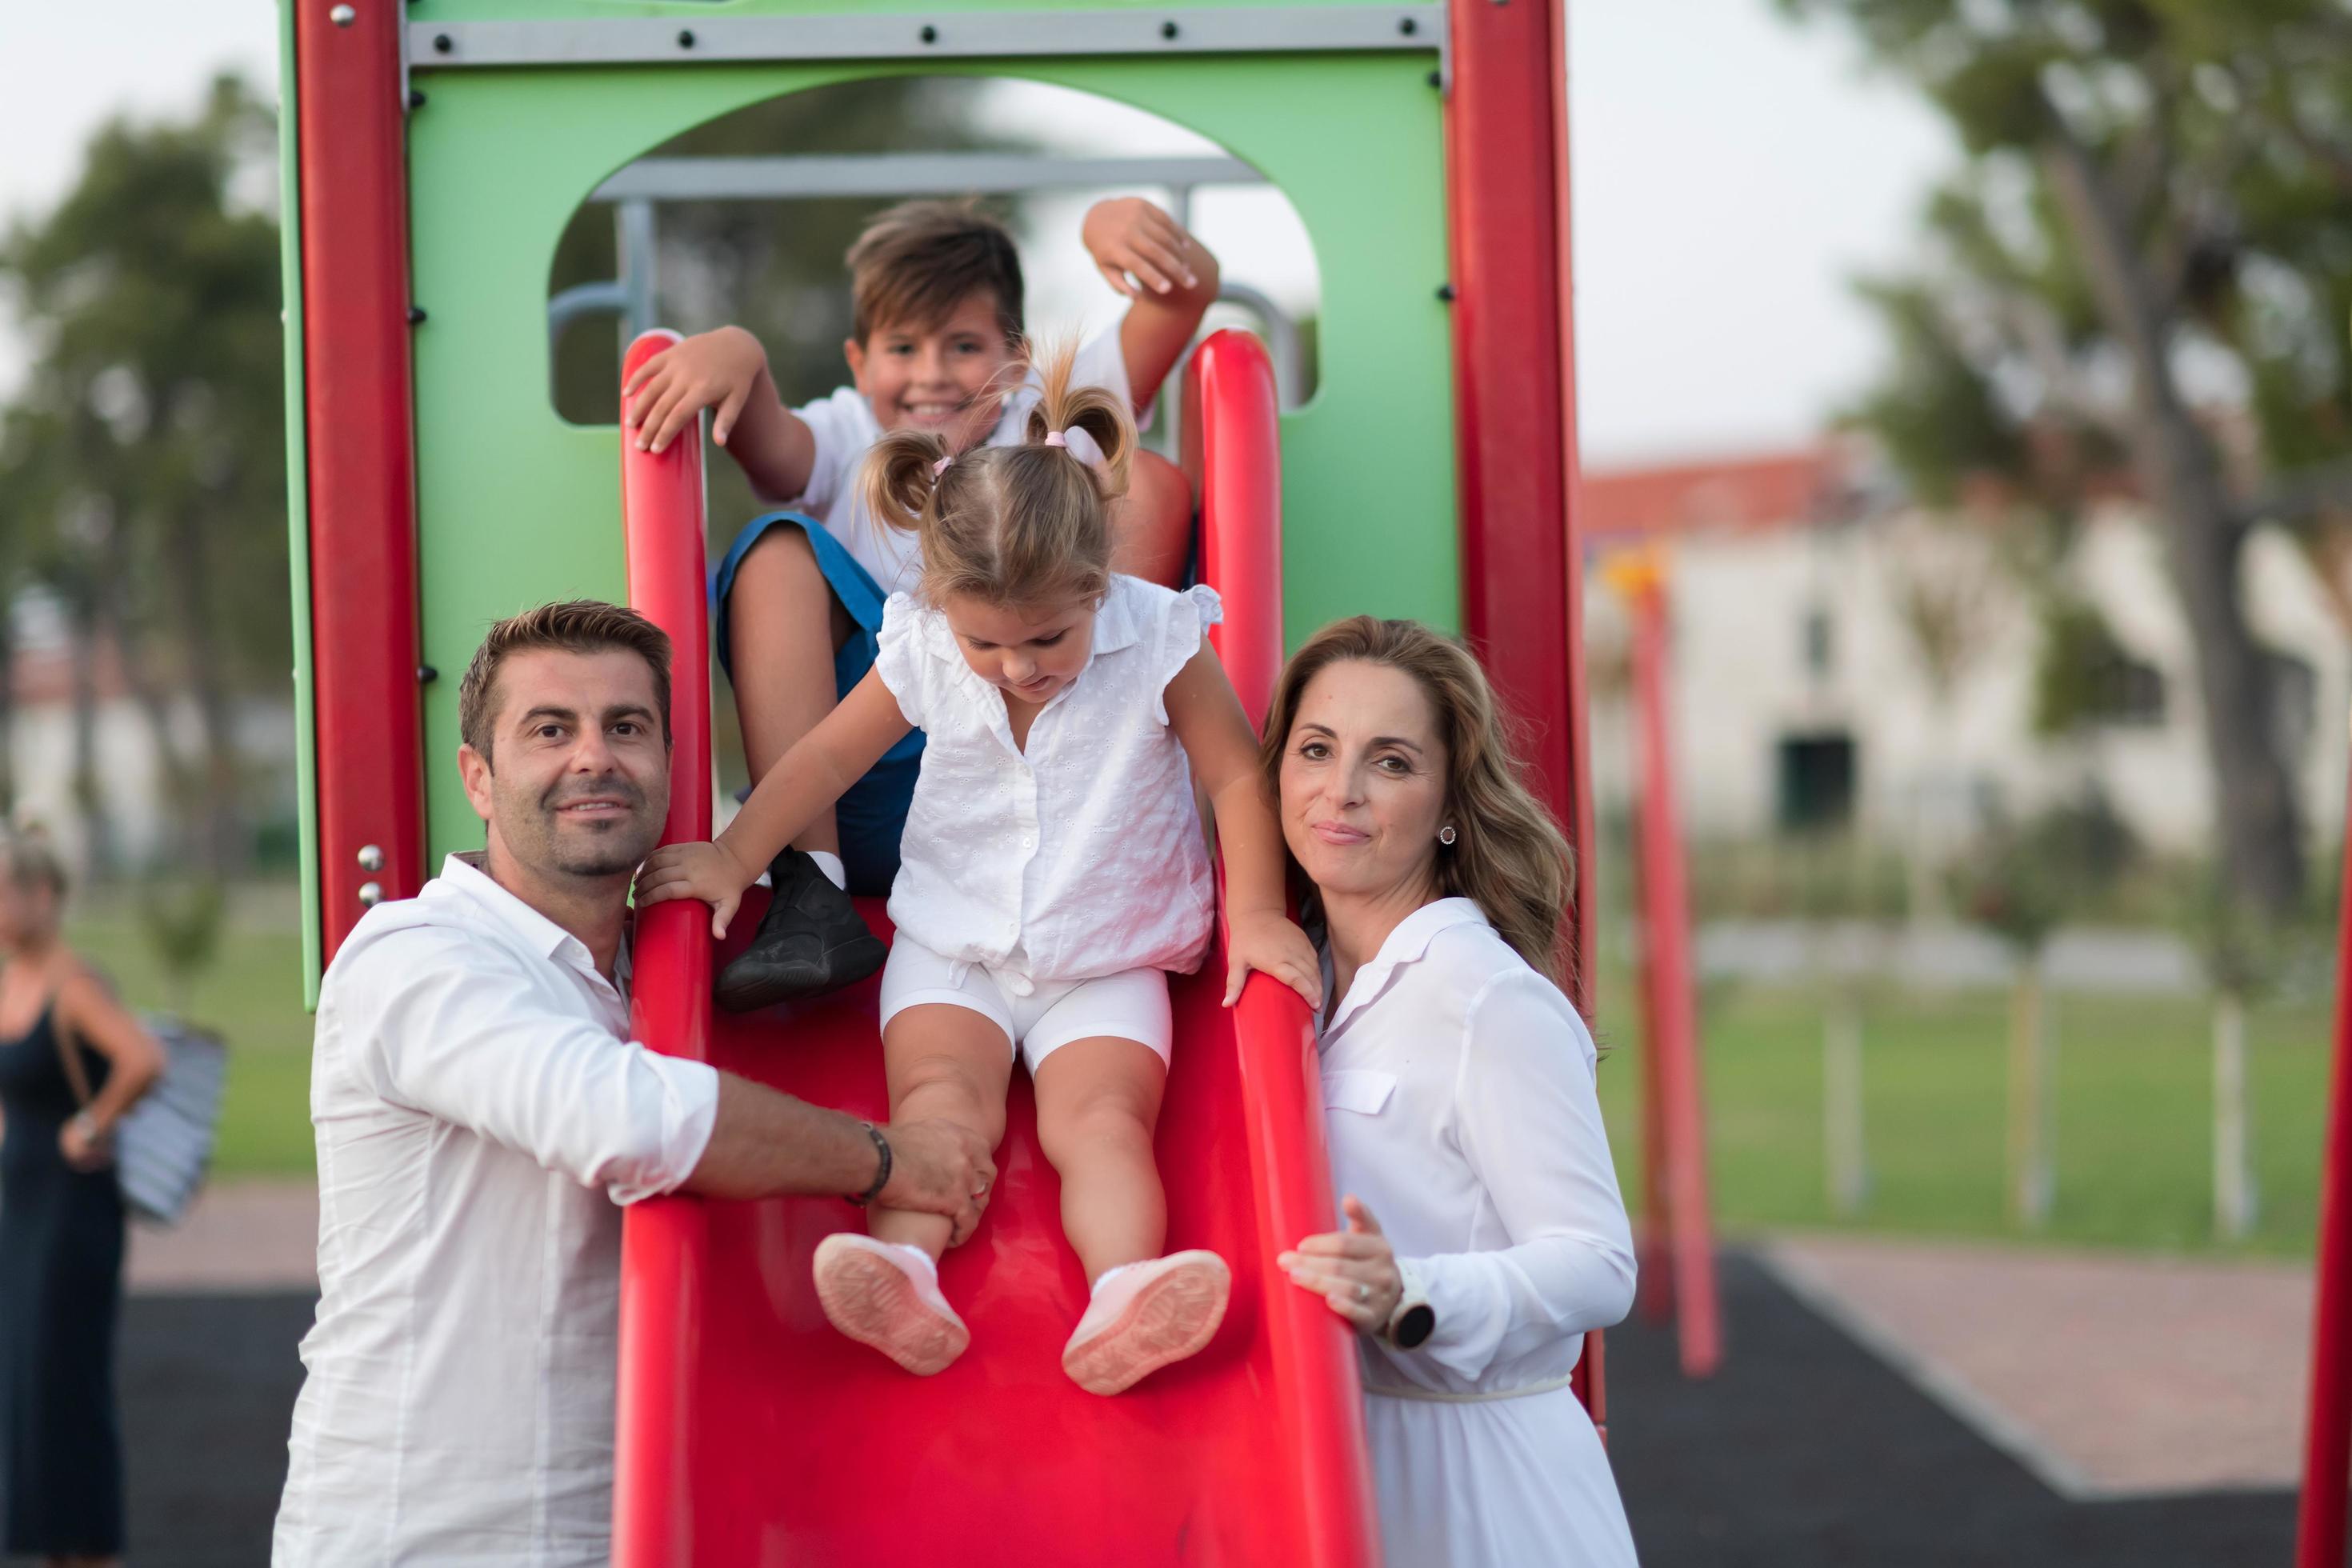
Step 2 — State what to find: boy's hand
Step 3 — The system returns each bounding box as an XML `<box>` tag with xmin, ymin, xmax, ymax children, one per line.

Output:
<box><xmin>622</xmin><ymin>326</ymin><xmax>769</xmax><ymax>455</ymax></box>
<box><xmin>635</xmin><ymin>840</ymin><xmax>762</xmax><ymax>938</ymax></box>
<box><xmin>1082</xmin><ymin>197</ymin><xmax>1204</xmax><ymax>299</ymax></box>
<box><xmin>1223</xmin><ymin>908</ymin><xmax>1323</xmax><ymax>1010</ymax></box>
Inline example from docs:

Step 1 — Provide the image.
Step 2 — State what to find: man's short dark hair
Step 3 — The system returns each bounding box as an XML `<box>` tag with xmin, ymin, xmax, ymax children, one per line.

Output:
<box><xmin>846</xmin><ymin>198</ymin><xmax>1025</xmax><ymax>346</ymax></box>
<box><xmin>458</xmin><ymin>601</ymin><xmax>674</xmax><ymax>761</ymax></box>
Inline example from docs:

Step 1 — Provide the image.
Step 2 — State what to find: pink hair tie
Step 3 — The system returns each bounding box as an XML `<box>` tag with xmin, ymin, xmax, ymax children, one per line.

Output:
<box><xmin>931</xmin><ymin>454</ymin><xmax>953</xmax><ymax>479</ymax></box>
<box><xmin>1045</xmin><ymin>426</ymin><xmax>1106</xmax><ymax>468</ymax></box>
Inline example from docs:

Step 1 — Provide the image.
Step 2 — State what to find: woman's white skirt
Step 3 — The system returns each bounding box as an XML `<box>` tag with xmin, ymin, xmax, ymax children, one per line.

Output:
<box><xmin>1364</xmin><ymin>1384</ymin><xmax>1638</xmax><ymax>1567</ymax></box>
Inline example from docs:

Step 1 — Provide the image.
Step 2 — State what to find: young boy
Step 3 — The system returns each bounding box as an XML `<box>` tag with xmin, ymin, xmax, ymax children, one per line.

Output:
<box><xmin>623</xmin><ymin>197</ymin><xmax>1220</xmax><ymax>1010</ymax></box>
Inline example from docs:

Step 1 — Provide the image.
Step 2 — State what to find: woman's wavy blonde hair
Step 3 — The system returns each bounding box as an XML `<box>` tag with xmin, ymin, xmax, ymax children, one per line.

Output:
<box><xmin>860</xmin><ymin>338</ymin><xmax>1135</xmax><ymax>610</ymax></box>
<box><xmin>1259</xmin><ymin>617</ymin><xmax>1576</xmax><ymax>987</ymax></box>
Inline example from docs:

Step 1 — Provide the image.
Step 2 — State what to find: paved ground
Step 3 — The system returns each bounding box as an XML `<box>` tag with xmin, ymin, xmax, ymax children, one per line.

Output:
<box><xmin>1761</xmin><ymin>1232</ymin><xmax>2312</xmax><ymax>1496</ymax></box>
<box><xmin>1605</xmin><ymin>1254</ymin><xmax>2298</xmax><ymax>1567</ymax></box>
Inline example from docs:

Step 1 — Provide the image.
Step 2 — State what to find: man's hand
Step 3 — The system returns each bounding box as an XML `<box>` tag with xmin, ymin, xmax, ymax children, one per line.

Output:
<box><xmin>1224</xmin><ymin>908</ymin><xmax>1323</xmax><ymax>1010</ymax></box>
<box><xmin>622</xmin><ymin>326</ymin><xmax>770</xmax><ymax>454</ymax></box>
<box><xmin>876</xmin><ymin>1118</ymin><xmax>998</xmax><ymax>1246</ymax></box>
<box><xmin>1082</xmin><ymin>197</ymin><xmax>1206</xmax><ymax>300</ymax></box>
<box><xmin>635</xmin><ymin>840</ymin><xmax>761</xmax><ymax>938</ymax></box>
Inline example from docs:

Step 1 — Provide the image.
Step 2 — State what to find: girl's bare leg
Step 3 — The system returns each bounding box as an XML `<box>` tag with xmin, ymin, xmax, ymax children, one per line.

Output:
<box><xmin>1033</xmin><ymin>1038</ymin><xmax>1168</xmax><ymax>1282</ymax></box>
<box><xmin>867</xmin><ymin>1006</ymin><xmax>1014</xmax><ymax>1258</ymax></box>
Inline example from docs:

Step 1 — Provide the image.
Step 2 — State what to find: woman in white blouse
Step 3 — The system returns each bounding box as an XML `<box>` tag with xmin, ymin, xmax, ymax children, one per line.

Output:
<box><xmin>1266</xmin><ymin>617</ymin><xmax>1639</xmax><ymax>1567</ymax></box>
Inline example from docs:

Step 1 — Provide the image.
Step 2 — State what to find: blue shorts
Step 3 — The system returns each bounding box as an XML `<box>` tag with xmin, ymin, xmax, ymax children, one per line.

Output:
<box><xmin>712</xmin><ymin>511</ymin><xmax>922</xmax><ymax>897</ymax></box>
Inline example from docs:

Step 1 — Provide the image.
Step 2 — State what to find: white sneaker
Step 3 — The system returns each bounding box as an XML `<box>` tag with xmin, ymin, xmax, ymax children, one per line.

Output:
<box><xmin>811</xmin><ymin>1233</ymin><xmax>970</xmax><ymax>1376</ymax></box>
<box><xmin>1061</xmin><ymin>1250</ymin><xmax>1231</xmax><ymax>1396</ymax></box>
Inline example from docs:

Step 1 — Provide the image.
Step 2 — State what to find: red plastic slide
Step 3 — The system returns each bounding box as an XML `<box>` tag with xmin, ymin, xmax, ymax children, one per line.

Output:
<box><xmin>611</xmin><ymin>330</ymin><xmax>1381</xmax><ymax>1566</ymax></box>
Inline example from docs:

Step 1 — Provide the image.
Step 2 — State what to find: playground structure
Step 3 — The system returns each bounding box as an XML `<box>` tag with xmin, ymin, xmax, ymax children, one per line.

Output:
<box><xmin>281</xmin><ymin>1</ymin><xmax>1596</xmax><ymax>1562</ymax></box>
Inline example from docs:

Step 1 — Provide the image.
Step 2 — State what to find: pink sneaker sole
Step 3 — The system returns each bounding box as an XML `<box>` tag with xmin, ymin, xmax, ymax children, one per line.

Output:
<box><xmin>1063</xmin><ymin>1252</ymin><xmax>1232</xmax><ymax>1396</ymax></box>
<box><xmin>811</xmin><ymin>1235</ymin><xmax>969</xmax><ymax>1377</ymax></box>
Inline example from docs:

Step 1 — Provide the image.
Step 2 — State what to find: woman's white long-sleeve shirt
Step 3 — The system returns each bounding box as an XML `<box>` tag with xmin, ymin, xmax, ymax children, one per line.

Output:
<box><xmin>1318</xmin><ymin>897</ymin><xmax>1639</xmax><ymax>1567</ymax></box>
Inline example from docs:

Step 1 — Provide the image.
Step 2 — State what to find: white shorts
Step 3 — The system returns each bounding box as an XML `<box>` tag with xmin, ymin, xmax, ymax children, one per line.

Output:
<box><xmin>878</xmin><ymin>936</ymin><xmax>1174</xmax><ymax>1073</ymax></box>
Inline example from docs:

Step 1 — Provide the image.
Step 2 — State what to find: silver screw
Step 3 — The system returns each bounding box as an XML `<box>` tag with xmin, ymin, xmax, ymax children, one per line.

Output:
<box><xmin>357</xmin><ymin>843</ymin><xmax>385</xmax><ymax>872</ymax></box>
<box><xmin>358</xmin><ymin>882</ymin><xmax>384</xmax><ymax>907</ymax></box>
<box><xmin>330</xmin><ymin>4</ymin><xmax>356</xmax><ymax>26</ymax></box>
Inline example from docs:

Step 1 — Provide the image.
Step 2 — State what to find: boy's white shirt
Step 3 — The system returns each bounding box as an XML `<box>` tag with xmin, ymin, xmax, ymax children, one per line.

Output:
<box><xmin>784</xmin><ymin>327</ymin><xmax>1135</xmax><ymax>595</ymax></box>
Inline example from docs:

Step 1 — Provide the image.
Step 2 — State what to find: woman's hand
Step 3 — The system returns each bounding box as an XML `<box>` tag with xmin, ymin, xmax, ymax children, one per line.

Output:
<box><xmin>1224</xmin><ymin>908</ymin><xmax>1322</xmax><ymax>1010</ymax></box>
<box><xmin>622</xmin><ymin>326</ymin><xmax>770</xmax><ymax>454</ymax></box>
<box><xmin>1080</xmin><ymin>197</ymin><xmax>1205</xmax><ymax>299</ymax></box>
<box><xmin>635</xmin><ymin>841</ymin><xmax>762</xmax><ymax>938</ymax></box>
<box><xmin>58</xmin><ymin>1113</ymin><xmax>113</xmax><ymax>1173</ymax></box>
<box><xmin>1281</xmin><ymin>1197</ymin><xmax>1402</xmax><ymax>1334</ymax></box>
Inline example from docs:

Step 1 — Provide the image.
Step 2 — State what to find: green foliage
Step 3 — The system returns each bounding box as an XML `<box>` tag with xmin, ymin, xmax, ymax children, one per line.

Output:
<box><xmin>137</xmin><ymin>874</ymin><xmax>226</xmax><ymax>1014</ymax></box>
<box><xmin>0</xmin><ymin>74</ymin><xmax>289</xmax><ymax>874</ymax></box>
<box><xmin>1782</xmin><ymin>0</ymin><xmax>2352</xmax><ymax>918</ymax></box>
<box><xmin>2030</xmin><ymin>594</ymin><xmax>2154</xmax><ymax>736</ymax></box>
<box><xmin>1950</xmin><ymin>790</ymin><xmax>2141</xmax><ymax>952</ymax></box>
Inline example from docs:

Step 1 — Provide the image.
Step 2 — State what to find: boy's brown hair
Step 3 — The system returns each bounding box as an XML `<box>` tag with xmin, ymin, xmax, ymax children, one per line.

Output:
<box><xmin>458</xmin><ymin>600</ymin><xmax>674</xmax><ymax>762</ymax></box>
<box><xmin>846</xmin><ymin>199</ymin><xmax>1025</xmax><ymax>346</ymax></box>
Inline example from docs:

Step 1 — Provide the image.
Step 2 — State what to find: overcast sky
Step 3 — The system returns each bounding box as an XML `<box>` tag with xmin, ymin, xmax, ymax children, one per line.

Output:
<box><xmin>0</xmin><ymin>0</ymin><xmax>1952</xmax><ymax>466</ymax></box>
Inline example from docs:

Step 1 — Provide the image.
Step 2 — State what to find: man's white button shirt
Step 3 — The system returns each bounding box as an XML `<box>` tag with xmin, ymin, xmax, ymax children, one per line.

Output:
<box><xmin>274</xmin><ymin>854</ymin><xmax>719</xmax><ymax>1566</ymax></box>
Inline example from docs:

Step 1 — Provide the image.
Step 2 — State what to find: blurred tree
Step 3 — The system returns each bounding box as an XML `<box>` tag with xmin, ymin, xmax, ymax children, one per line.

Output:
<box><xmin>0</xmin><ymin>74</ymin><xmax>286</xmax><ymax>878</ymax></box>
<box><xmin>1781</xmin><ymin>0</ymin><xmax>2352</xmax><ymax>921</ymax></box>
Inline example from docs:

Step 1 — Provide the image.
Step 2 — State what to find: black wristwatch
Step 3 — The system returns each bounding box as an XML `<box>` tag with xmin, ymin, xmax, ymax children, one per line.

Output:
<box><xmin>1385</xmin><ymin>1260</ymin><xmax>1436</xmax><ymax>1350</ymax></box>
<box><xmin>848</xmin><ymin>1122</ymin><xmax>892</xmax><ymax>1206</ymax></box>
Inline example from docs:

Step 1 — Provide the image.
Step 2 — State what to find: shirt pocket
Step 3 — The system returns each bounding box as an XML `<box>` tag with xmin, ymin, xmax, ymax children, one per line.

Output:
<box><xmin>1322</xmin><ymin>1069</ymin><xmax>1398</xmax><ymax>1117</ymax></box>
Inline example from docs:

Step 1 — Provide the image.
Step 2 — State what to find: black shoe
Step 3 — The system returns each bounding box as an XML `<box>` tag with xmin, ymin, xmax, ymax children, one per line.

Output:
<box><xmin>714</xmin><ymin>850</ymin><xmax>888</xmax><ymax>1011</ymax></box>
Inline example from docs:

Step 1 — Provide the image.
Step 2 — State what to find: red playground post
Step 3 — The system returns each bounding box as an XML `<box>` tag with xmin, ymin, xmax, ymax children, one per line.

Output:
<box><xmin>1604</xmin><ymin>548</ymin><xmax>1722</xmax><ymax>1380</ymax></box>
<box><xmin>2295</xmin><ymin>776</ymin><xmax>2352</xmax><ymax>1566</ymax></box>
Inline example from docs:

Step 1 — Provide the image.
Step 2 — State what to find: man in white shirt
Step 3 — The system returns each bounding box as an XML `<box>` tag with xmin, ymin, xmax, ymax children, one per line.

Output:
<box><xmin>274</xmin><ymin>602</ymin><xmax>992</xmax><ymax>1566</ymax></box>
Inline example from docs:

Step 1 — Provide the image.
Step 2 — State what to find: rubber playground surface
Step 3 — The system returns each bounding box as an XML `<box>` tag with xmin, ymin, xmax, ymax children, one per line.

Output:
<box><xmin>55</xmin><ymin>1186</ymin><xmax>2303</xmax><ymax>1567</ymax></box>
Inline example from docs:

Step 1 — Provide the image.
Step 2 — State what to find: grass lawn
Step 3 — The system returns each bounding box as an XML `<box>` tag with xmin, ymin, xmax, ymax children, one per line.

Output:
<box><xmin>55</xmin><ymin>888</ymin><xmax>2347</xmax><ymax>1256</ymax></box>
<box><xmin>1592</xmin><ymin>970</ymin><xmax>2337</xmax><ymax>1258</ymax></box>
<box><xmin>65</xmin><ymin>903</ymin><xmax>316</xmax><ymax>1178</ymax></box>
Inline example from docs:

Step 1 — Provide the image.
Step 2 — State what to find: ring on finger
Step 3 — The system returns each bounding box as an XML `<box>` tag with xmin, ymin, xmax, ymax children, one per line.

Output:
<box><xmin>1356</xmin><ymin>1282</ymin><xmax>1371</xmax><ymax>1302</ymax></box>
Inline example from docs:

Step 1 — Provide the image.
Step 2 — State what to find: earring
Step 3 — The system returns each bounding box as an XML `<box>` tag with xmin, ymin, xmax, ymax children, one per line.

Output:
<box><xmin>1438</xmin><ymin>825</ymin><xmax>1458</xmax><ymax>846</ymax></box>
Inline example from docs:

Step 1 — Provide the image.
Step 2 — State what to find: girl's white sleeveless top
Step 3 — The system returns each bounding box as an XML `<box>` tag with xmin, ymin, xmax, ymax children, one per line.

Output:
<box><xmin>872</xmin><ymin>574</ymin><xmax>1222</xmax><ymax>992</ymax></box>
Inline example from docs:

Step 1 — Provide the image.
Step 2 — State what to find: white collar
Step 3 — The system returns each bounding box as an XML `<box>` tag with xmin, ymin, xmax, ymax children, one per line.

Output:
<box><xmin>1320</xmin><ymin>896</ymin><xmax>1490</xmax><ymax>1042</ymax></box>
<box><xmin>437</xmin><ymin>852</ymin><xmax>630</xmax><ymax>988</ymax></box>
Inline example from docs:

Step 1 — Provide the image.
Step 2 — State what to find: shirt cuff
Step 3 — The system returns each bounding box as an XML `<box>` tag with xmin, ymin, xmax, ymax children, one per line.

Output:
<box><xmin>606</xmin><ymin>1055</ymin><xmax>722</xmax><ymax>1206</ymax></box>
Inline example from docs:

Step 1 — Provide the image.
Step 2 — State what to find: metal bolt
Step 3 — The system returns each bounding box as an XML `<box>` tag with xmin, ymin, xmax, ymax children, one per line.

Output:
<box><xmin>432</xmin><ymin>32</ymin><xmax>452</xmax><ymax>54</ymax></box>
<box><xmin>358</xmin><ymin>844</ymin><xmax>385</xmax><ymax>872</ymax></box>
<box><xmin>408</xmin><ymin>88</ymin><xmax>426</xmax><ymax>109</ymax></box>
<box><xmin>677</xmin><ymin>28</ymin><xmax>694</xmax><ymax>48</ymax></box>
<box><xmin>358</xmin><ymin>882</ymin><xmax>385</xmax><ymax>908</ymax></box>
<box><xmin>1399</xmin><ymin>15</ymin><xmax>1418</xmax><ymax>34</ymax></box>
<box><xmin>330</xmin><ymin>4</ymin><xmax>356</xmax><ymax>26</ymax></box>
<box><xmin>417</xmin><ymin>664</ymin><xmax>439</xmax><ymax>684</ymax></box>
<box><xmin>407</xmin><ymin>305</ymin><xmax>427</xmax><ymax>325</ymax></box>
<box><xmin>1436</xmin><ymin>282</ymin><xmax>1456</xmax><ymax>302</ymax></box>
<box><xmin>1161</xmin><ymin>20</ymin><xmax>1179</xmax><ymax>38</ymax></box>
<box><xmin>919</xmin><ymin>24</ymin><xmax>938</xmax><ymax>43</ymax></box>
<box><xmin>1427</xmin><ymin>69</ymin><xmax>1442</xmax><ymax>88</ymax></box>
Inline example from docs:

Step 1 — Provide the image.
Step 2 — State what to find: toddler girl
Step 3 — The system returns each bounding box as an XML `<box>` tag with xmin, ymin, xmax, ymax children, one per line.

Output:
<box><xmin>638</xmin><ymin>344</ymin><xmax>1319</xmax><ymax>1394</ymax></box>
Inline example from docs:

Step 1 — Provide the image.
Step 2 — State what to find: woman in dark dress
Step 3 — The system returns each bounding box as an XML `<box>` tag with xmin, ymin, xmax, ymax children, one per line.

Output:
<box><xmin>0</xmin><ymin>830</ymin><xmax>163</xmax><ymax>1568</ymax></box>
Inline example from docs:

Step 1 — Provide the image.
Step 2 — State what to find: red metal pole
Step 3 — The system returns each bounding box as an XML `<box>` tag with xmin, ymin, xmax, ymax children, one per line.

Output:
<box><xmin>1626</xmin><ymin>574</ymin><xmax>1722</xmax><ymax>1378</ymax></box>
<box><xmin>611</xmin><ymin>330</ymin><xmax>712</xmax><ymax>1568</ymax></box>
<box><xmin>1186</xmin><ymin>331</ymin><xmax>1383</xmax><ymax>1562</ymax></box>
<box><xmin>294</xmin><ymin>0</ymin><xmax>425</xmax><ymax>961</ymax></box>
<box><xmin>1447</xmin><ymin>0</ymin><xmax>1610</xmax><ymax>1422</ymax></box>
<box><xmin>2295</xmin><ymin>783</ymin><xmax>2352</xmax><ymax>1566</ymax></box>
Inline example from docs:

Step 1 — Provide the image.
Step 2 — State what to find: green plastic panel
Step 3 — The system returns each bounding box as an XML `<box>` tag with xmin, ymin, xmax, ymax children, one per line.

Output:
<box><xmin>278</xmin><ymin>0</ymin><xmax>323</xmax><ymax>1007</ymax></box>
<box><xmin>399</xmin><ymin>33</ymin><xmax>1456</xmax><ymax>864</ymax></box>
